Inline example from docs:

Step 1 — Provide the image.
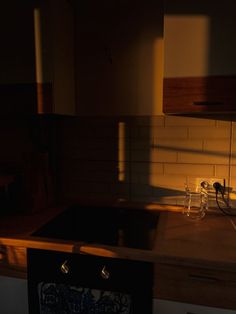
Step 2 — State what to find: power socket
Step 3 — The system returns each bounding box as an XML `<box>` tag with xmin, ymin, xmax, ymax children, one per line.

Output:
<box><xmin>191</xmin><ymin>177</ymin><xmax>226</xmax><ymax>211</ymax></box>
<box><xmin>195</xmin><ymin>177</ymin><xmax>225</xmax><ymax>192</ymax></box>
<box><xmin>185</xmin><ymin>177</ymin><xmax>227</xmax><ymax>211</ymax></box>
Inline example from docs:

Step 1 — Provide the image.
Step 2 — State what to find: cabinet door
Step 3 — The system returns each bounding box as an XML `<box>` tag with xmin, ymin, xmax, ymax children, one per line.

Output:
<box><xmin>153</xmin><ymin>299</ymin><xmax>236</xmax><ymax>314</ymax></box>
<box><xmin>154</xmin><ymin>263</ymin><xmax>236</xmax><ymax>310</ymax></box>
<box><xmin>0</xmin><ymin>0</ymin><xmax>75</xmax><ymax>115</ymax></box>
<box><xmin>37</xmin><ymin>0</ymin><xmax>75</xmax><ymax>115</ymax></box>
<box><xmin>75</xmin><ymin>0</ymin><xmax>164</xmax><ymax>116</ymax></box>
<box><xmin>163</xmin><ymin>1</ymin><xmax>236</xmax><ymax>115</ymax></box>
<box><xmin>0</xmin><ymin>0</ymin><xmax>37</xmax><ymax>114</ymax></box>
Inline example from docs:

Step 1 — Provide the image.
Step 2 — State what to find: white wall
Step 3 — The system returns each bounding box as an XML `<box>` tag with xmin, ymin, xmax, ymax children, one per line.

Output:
<box><xmin>0</xmin><ymin>276</ymin><xmax>28</xmax><ymax>314</ymax></box>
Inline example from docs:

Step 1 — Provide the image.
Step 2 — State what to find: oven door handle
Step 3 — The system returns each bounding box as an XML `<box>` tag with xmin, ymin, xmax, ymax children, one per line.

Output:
<box><xmin>61</xmin><ymin>260</ymin><xmax>69</xmax><ymax>274</ymax></box>
<box><xmin>101</xmin><ymin>265</ymin><xmax>110</xmax><ymax>280</ymax></box>
<box><xmin>60</xmin><ymin>260</ymin><xmax>110</xmax><ymax>281</ymax></box>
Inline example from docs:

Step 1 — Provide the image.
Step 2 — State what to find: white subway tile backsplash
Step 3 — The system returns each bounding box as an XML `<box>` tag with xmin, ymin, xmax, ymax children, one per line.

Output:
<box><xmin>152</xmin><ymin>126</ymin><xmax>188</xmax><ymax>139</ymax></box>
<box><xmin>216</xmin><ymin>120</ymin><xmax>232</xmax><ymax>127</ymax></box>
<box><xmin>149</xmin><ymin>163</ymin><xmax>164</xmax><ymax>175</ymax></box>
<box><xmin>109</xmin><ymin>182</ymin><xmax>130</xmax><ymax>198</ymax></box>
<box><xmin>130</xmin><ymin>150</ymin><xmax>153</xmax><ymax>162</ymax></box>
<box><xmin>130</xmin><ymin>138</ymin><xmax>153</xmax><ymax>150</ymax></box>
<box><xmin>154</xmin><ymin>138</ymin><xmax>203</xmax><ymax>151</ymax></box>
<box><xmin>164</xmin><ymin>164</ymin><xmax>215</xmax><ymax>176</ymax></box>
<box><xmin>149</xmin><ymin>174</ymin><xmax>186</xmax><ymax>191</ymax></box>
<box><xmin>203</xmin><ymin>140</ymin><xmax>231</xmax><ymax>154</ymax></box>
<box><xmin>215</xmin><ymin>165</ymin><xmax>229</xmax><ymax>178</ymax></box>
<box><xmin>57</xmin><ymin>115</ymin><xmax>234</xmax><ymax>205</ymax></box>
<box><xmin>130</xmin><ymin>116</ymin><xmax>165</xmax><ymax>126</ymax></box>
<box><xmin>178</xmin><ymin>151</ymin><xmax>229</xmax><ymax>165</ymax></box>
<box><xmin>188</xmin><ymin>126</ymin><xmax>231</xmax><ymax>139</ymax></box>
<box><xmin>131</xmin><ymin>162</ymin><xmax>164</xmax><ymax>174</ymax></box>
<box><xmin>131</xmin><ymin>183</ymin><xmax>154</xmax><ymax>197</ymax></box>
<box><xmin>130</xmin><ymin>173</ymin><xmax>149</xmax><ymax>184</ymax></box>
<box><xmin>165</xmin><ymin>116</ymin><xmax>216</xmax><ymax>127</ymax></box>
<box><xmin>150</xmin><ymin>150</ymin><xmax>178</xmax><ymax>163</ymax></box>
<box><xmin>228</xmin><ymin>165</ymin><xmax>236</xmax><ymax>177</ymax></box>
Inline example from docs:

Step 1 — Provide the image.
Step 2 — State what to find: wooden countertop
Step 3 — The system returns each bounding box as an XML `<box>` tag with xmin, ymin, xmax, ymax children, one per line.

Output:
<box><xmin>1</xmin><ymin>202</ymin><xmax>236</xmax><ymax>279</ymax></box>
<box><xmin>154</xmin><ymin>211</ymin><xmax>236</xmax><ymax>271</ymax></box>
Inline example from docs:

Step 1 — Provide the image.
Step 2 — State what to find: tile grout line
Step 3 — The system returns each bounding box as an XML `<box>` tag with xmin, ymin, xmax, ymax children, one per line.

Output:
<box><xmin>228</xmin><ymin>121</ymin><xmax>233</xmax><ymax>199</ymax></box>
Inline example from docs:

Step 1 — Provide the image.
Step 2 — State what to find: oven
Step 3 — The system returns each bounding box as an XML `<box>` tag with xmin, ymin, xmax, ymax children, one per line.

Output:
<box><xmin>27</xmin><ymin>204</ymin><xmax>159</xmax><ymax>313</ymax></box>
<box><xmin>27</xmin><ymin>248</ymin><xmax>153</xmax><ymax>314</ymax></box>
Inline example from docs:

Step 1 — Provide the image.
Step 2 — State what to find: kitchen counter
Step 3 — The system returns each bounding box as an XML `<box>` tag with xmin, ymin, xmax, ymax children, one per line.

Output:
<box><xmin>0</xmin><ymin>202</ymin><xmax>173</xmax><ymax>278</ymax></box>
<box><xmin>1</xmin><ymin>202</ymin><xmax>236</xmax><ymax>304</ymax></box>
<box><xmin>154</xmin><ymin>211</ymin><xmax>236</xmax><ymax>309</ymax></box>
<box><xmin>154</xmin><ymin>210</ymin><xmax>236</xmax><ymax>271</ymax></box>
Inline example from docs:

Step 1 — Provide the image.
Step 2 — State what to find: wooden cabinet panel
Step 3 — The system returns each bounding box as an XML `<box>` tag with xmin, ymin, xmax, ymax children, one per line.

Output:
<box><xmin>163</xmin><ymin>1</ymin><xmax>236</xmax><ymax>116</ymax></box>
<box><xmin>154</xmin><ymin>263</ymin><xmax>236</xmax><ymax>310</ymax></box>
<box><xmin>75</xmin><ymin>0</ymin><xmax>164</xmax><ymax>116</ymax></box>
<box><xmin>163</xmin><ymin>76</ymin><xmax>236</xmax><ymax>114</ymax></box>
<box><xmin>153</xmin><ymin>299</ymin><xmax>236</xmax><ymax>314</ymax></box>
<box><xmin>0</xmin><ymin>0</ymin><xmax>75</xmax><ymax>115</ymax></box>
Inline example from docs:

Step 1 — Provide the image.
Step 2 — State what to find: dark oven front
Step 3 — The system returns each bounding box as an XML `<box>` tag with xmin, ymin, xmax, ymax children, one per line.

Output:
<box><xmin>27</xmin><ymin>248</ymin><xmax>153</xmax><ymax>314</ymax></box>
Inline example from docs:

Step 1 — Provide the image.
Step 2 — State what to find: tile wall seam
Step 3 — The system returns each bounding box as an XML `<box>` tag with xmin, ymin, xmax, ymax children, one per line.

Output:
<box><xmin>187</xmin><ymin>125</ymin><xmax>190</xmax><ymax>139</ymax></box>
<box><xmin>128</xmin><ymin>120</ymin><xmax>132</xmax><ymax>201</ymax></box>
<box><xmin>228</xmin><ymin>121</ymin><xmax>234</xmax><ymax>191</ymax></box>
<box><xmin>213</xmin><ymin>165</ymin><xmax>216</xmax><ymax>177</ymax></box>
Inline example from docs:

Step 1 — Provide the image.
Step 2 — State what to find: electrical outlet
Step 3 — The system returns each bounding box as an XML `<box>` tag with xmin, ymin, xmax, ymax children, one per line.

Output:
<box><xmin>193</xmin><ymin>177</ymin><xmax>226</xmax><ymax>212</ymax></box>
<box><xmin>194</xmin><ymin>177</ymin><xmax>226</xmax><ymax>192</ymax></box>
<box><xmin>185</xmin><ymin>177</ymin><xmax>227</xmax><ymax>211</ymax></box>
<box><xmin>188</xmin><ymin>177</ymin><xmax>225</xmax><ymax>192</ymax></box>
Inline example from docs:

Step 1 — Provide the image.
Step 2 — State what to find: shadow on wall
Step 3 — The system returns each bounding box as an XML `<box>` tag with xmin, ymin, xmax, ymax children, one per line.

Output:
<box><xmin>164</xmin><ymin>0</ymin><xmax>236</xmax><ymax>76</ymax></box>
<box><xmin>52</xmin><ymin>1</ymin><xmax>236</xmax><ymax>206</ymax></box>
<box><xmin>54</xmin><ymin>115</ymin><xmax>235</xmax><ymax>207</ymax></box>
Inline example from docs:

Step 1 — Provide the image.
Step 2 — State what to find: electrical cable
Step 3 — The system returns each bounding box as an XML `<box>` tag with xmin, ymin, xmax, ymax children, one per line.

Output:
<box><xmin>213</xmin><ymin>182</ymin><xmax>236</xmax><ymax>216</ymax></box>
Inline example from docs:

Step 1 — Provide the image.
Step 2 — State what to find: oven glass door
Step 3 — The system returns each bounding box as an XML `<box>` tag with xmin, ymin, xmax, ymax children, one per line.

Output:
<box><xmin>27</xmin><ymin>249</ymin><xmax>153</xmax><ymax>314</ymax></box>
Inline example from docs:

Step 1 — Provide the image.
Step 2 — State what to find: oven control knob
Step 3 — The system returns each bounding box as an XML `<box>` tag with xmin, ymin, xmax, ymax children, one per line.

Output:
<box><xmin>101</xmin><ymin>266</ymin><xmax>110</xmax><ymax>280</ymax></box>
<box><xmin>61</xmin><ymin>260</ymin><xmax>69</xmax><ymax>274</ymax></box>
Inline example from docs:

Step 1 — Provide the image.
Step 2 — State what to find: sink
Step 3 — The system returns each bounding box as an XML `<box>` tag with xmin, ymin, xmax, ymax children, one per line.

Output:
<box><xmin>32</xmin><ymin>205</ymin><xmax>159</xmax><ymax>250</ymax></box>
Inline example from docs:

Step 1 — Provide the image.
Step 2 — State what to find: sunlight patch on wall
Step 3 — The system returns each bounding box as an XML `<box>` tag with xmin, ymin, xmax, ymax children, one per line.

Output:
<box><xmin>152</xmin><ymin>37</ymin><xmax>164</xmax><ymax>115</ymax></box>
<box><xmin>164</xmin><ymin>15</ymin><xmax>210</xmax><ymax>77</ymax></box>
<box><xmin>34</xmin><ymin>8</ymin><xmax>43</xmax><ymax>84</ymax></box>
<box><xmin>118</xmin><ymin>122</ymin><xmax>126</xmax><ymax>182</ymax></box>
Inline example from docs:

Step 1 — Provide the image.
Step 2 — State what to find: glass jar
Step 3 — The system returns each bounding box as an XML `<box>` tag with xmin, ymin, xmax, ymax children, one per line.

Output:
<box><xmin>183</xmin><ymin>181</ymin><xmax>208</xmax><ymax>220</ymax></box>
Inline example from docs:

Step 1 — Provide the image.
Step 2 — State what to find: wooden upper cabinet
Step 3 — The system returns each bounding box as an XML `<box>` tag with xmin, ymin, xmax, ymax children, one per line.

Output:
<box><xmin>0</xmin><ymin>0</ymin><xmax>75</xmax><ymax>115</ymax></box>
<box><xmin>75</xmin><ymin>0</ymin><xmax>164</xmax><ymax>116</ymax></box>
<box><xmin>163</xmin><ymin>1</ymin><xmax>236</xmax><ymax>115</ymax></box>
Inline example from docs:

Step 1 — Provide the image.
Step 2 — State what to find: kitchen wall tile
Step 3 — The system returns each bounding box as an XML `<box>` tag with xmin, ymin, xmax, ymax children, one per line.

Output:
<box><xmin>154</xmin><ymin>138</ymin><xmax>203</xmax><ymax>151</ymax></box>
<box><xmin>148</xmin><ymin>173</ymin><xmax>186</xmax><ymax>191</ymax></box>
<box><xmin>188</xmin><ymin>126</ymin><xmax>231</xmax><ymax>139</ymax></box>
<box><xmin>151</xmin><ymin>126</ymin><xmax>188</xmax><ymax>139</ymax></box>
<box><xmin>229</xmin><ymin>122</ymin><xmax>236</xmax><ymax>166</ymax></box>
<box><xmin>165</xmin><ymin>116</ymin><xmax>216</xmax><ymax>127</ymax></box>
<box><xmin>130</xmin><ymin>150</ymin><xmax>153</xmax><ymax>162</ymax></box>
<box><xmin>228</xmin><ymin>165</ymin><xmax>236</xmax><ymax>177</ymax></box>
<box><xmin>150</xmin><ymin>149</ymin><xmax>178</xmax><ymax>163</ymax></box>
<box><xmin>130</xmin><ymin>116</ymin><xmax>165</xmax><ymax>126</ymax></box>
<box><xmin>54</xmin><ymin>115</ymin><xmax>233</xmax><ymax>206</ymax></box>
<box><xmin>130</xmin><ymin>138</ymin><xmax>153</xmax><ymax>150</ymax></box>
<box><xmin>2</xmin><ymin>114</ymin><xmax>233</xmax><ymax>207</ymax></box>
<box><xmin>164</xmin><ymin>164</ymin><xmax>215</xmax><ymax>176</ymax></box>
<box><xmin>131</xmin><ymin>162</ymin><xmax>164</xmax><ymax>175</ymax></box>
<box><xmin>109</xmin><ymin>182</ymin><xmax>130</xmax><ymax>199</ymax></box>
<box><xmin>215</xmin><ymin>165</ymin><xmax>229</xmax><ymax>178</ymax></box>
<box><xmin>130</xmin><ymin>183</ymin><xmax>154</xmax><ymax>198</ymax></box>
<box><xmin>216</xmin><ymin>120</ymin><xmax>232</xmax><ymax>127</ymax></box>
<box><xmin>177</xmin><ymin>151</ymin><xmax>229</xmax><ymax>165</ymax></box>
<box><xmin>203</xmin><ymin>140</ymin><xmax>231</xmax><ymax>154</ymax></box>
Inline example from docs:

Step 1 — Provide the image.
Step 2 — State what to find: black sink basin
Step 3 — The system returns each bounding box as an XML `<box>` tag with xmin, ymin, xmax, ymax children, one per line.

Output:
<box><xmin>32</xmin><ymin>205</ymin><xmax>159</xmax><ymax>250</ymax></box>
